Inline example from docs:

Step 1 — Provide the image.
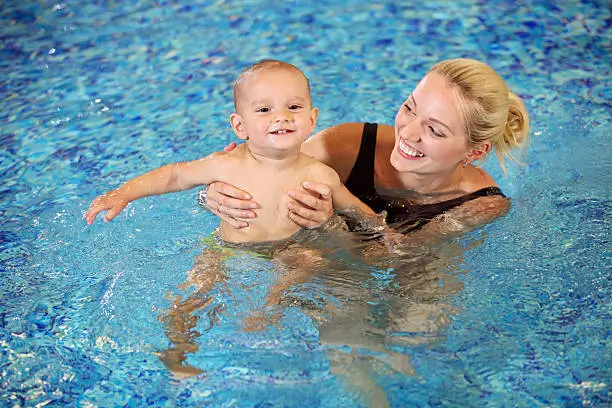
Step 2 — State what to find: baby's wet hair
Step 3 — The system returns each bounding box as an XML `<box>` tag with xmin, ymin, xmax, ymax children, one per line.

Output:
<box><xmin>233</xmin><ymin>59</ymin><xmax>311</xmax><ymax>111</ymax></box>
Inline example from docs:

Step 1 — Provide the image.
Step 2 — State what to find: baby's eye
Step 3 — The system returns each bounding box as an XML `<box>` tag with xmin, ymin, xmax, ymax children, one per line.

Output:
<box><xmin>256</xmin><ymin>107</ymin><xmax>270</xmax><ymax>113</ymax></box>
<box><xmin>403</xmin><ymin>104</ymin><xmax>413</xmax><ymax>112</ymax></box>
<box><xmin>289</xmin><ymin>104</ymin><xmax>303</xmax><ymax>110</ymax></box>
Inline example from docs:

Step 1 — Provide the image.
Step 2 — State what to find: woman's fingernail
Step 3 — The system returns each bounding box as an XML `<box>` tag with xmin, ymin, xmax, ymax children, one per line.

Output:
<box><xmin>249</xmin><ymin>203</ymin><xmax>258</xmax><ymax>209</ymax></box>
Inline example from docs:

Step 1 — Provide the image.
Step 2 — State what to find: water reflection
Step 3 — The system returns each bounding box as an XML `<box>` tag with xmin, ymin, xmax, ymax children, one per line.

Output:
<box><xmin>157</xmin><ymin>215</ymin><xmax>483</xmax><ymax>405</ymax></box>
<box><xmin>289</xmin><ymin>228</ymin><xmax>478</xmax><ymax>406</ymax></box>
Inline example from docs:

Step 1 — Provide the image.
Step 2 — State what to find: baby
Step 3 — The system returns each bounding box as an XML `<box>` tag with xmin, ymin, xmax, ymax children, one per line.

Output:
<box><xmin>84</xmin><ymin>59</ymin><xmax>374</xmax><ymax>241</ymax></box>
<box><xmin>84</xmin><ymin>59</ymin><xmax>376</xmax><ymax>378</ymax></box>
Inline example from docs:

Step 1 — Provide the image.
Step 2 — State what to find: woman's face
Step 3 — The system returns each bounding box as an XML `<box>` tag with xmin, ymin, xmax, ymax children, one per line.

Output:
<box><xmin>390</xmin><ymin>72</ymin><xmax>472</xmax><ymax>176</ymax></box>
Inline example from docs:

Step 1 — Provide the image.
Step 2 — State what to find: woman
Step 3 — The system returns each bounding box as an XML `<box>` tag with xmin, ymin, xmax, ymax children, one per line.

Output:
<box><xmin>200</xmin><ymin>58</ymin><xmax>530</xmax><ymax>394</ymax></box>
<box><xmin>204</xmin><ymin>58</ymin><xmax>530</xmax><ymax>238</ymax></box>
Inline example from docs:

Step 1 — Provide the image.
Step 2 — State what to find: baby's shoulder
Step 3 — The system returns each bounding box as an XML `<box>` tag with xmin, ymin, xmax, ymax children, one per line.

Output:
<box><xmin>206</xmin><ymin>145</ymin><xmax>248</xmax><ymax>165</ymax></box>
<box><xmin>299</xmin><ymin>154</ymin><xmax>340</xmax><ymax>183</ymax></box>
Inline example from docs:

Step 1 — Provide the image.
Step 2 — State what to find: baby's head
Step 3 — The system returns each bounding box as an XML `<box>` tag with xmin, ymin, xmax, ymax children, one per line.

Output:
<box><xmin>229</xmin><ymin>60</ymin><xmax>318</xmax><ymax>154</ymax></box>
<box><xmin>233</xmin><ymin>60</ymin><xmax>312</xmax><ymax>113</ymax></box>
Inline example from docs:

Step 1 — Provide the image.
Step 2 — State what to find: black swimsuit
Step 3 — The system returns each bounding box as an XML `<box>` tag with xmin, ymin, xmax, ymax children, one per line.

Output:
<box><xmin>344</xmin><ymin>123</ymin><xmax>506</xmax><ymax>232</ymax></box>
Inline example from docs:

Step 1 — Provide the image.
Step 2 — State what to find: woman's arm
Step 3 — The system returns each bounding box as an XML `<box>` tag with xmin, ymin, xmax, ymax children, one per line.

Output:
<box><xmin>395</xmin><ymin>196</ymin><xmax>510</xmax><ymax>247</ymax></box>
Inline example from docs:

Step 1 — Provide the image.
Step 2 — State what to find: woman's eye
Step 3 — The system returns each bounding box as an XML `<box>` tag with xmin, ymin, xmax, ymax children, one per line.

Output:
<box><xmin>403</xmin><ymin>104</ymin><xmax>416</xmax><ymax>115</ymax></box>
<box><xmin>429</xmin><ymin>126</ymin><xmax>445</xmax><ymax>137</ymax></box>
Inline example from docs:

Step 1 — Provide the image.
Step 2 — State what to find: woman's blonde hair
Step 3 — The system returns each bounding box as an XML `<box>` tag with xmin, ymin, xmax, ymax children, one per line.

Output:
<box><xmin>429</xmin><ymin>58</ymin><xmax>530</xmax><ymax>174</ymax></box>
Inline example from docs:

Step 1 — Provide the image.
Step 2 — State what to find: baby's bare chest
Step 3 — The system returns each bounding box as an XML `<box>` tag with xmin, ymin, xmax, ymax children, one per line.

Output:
<box><xmin>239</xmin><ymin>172</ymin><xmax>302</xmax><ymax>217</ymax></box>
<box><xmin>228</xmin><ymin>165</ymin><xmax>316</xmax><ymax>229</ymax></box>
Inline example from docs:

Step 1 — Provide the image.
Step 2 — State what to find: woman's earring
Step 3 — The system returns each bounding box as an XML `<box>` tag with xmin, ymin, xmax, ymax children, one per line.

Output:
<box><xmin>462</xmin><ymin>158</ymin><xmax>469</xmax><ymax>168</ymax></box>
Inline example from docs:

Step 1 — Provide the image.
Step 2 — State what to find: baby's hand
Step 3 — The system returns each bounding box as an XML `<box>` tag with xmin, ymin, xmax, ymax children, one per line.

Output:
<box><xmin>84</xmin><ymin>190</ymin><xmax>129</xmax><ymax>225</ymax></box>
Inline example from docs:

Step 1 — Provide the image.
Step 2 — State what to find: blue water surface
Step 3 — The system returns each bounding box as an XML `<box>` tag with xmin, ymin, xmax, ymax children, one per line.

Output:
<box><xmin>1</xmin><ymin>0</ymin><xmax>610</xmax><ymax>407</ymax></box>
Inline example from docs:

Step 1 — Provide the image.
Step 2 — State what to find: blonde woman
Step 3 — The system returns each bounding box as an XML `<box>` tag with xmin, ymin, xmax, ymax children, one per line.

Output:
<box><xmin>205</xmin><ymin>58</ymin><xmax>530</xmax><ymax>238</ymax></box>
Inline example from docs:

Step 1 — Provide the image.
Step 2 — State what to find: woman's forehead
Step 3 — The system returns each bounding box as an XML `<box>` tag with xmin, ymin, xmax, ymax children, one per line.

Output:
<box><xmin>412</xmin><ymin>73</ymin><xmax>465</xmax><ymax>131</ymax></box>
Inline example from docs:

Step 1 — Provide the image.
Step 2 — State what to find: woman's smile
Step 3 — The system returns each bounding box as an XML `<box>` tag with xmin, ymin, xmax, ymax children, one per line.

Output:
<box><xmin>397</xmin><ymin>138</ymin><xmax>425</xmax><ymax>159</ymax></box>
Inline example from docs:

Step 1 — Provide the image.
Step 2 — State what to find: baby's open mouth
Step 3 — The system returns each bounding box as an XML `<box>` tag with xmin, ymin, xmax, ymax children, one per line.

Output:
<box><xmin>270</xmin><ymin>129</ymin><xmax>294</xmax><ymax>135</ymax></box>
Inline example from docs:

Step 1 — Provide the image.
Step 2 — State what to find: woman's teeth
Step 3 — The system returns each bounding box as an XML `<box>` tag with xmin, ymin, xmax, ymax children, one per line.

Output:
<box><xmin>400</xmin><ymin>143</ymin><xmax>424</xmax><ymax>157</ymax></box>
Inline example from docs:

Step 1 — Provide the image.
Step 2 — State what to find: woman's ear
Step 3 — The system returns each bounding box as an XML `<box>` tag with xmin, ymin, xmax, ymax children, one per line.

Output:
<box><xmin>230</xmin><ymin>113</ymin><xmax>248</xmax><ymax>140</ymax></box>
<box><xmin>467</xmin><ymin>141</ymin><xmax>491</xmax><ymax>162</ymax></box>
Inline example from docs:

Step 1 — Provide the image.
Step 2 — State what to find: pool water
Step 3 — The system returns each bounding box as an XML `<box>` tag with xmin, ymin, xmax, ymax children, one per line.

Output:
<box><xmin>1</xmin><ymin>0</ymin><xmax>610</xmax><ymax>406</ymax></box>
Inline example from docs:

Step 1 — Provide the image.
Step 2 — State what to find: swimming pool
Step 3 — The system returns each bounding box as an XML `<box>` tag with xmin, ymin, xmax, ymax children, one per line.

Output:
<box><xmin>1</xmin><ymin>0</ymin><xmax>609</xmax><ymax>406</ymax></box>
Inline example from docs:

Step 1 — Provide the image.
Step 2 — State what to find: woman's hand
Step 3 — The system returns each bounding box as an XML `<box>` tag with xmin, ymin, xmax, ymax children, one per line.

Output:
<box><xmin>84</xmin><ymin>190</ymin><xmax>129</xmax><ymax>225</ymax></box>
<box><xmin>199</xmin><ymin>141</ymin><xmax>258</xmax><ymax>229</ymax></box>
<box><xmin>287</xmin><ymin>181</ymin><xmax>334</xmax><ymax>228</ymax></box>
<box><xmin>203</xmin><ymin>182</ymin><xmax>258</xmax><ymax>228</ymax></box>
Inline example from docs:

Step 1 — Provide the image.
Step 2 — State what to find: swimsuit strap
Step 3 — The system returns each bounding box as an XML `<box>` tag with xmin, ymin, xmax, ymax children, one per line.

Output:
<box><xmin>345</xmin><ymin>122</ymin><xmax>378</xmax><ymax>198</ymax></box>
<box><xmin>435</xmin><ymin>186</ymin><xmax>506</xmax><ymax>208</ymax></box>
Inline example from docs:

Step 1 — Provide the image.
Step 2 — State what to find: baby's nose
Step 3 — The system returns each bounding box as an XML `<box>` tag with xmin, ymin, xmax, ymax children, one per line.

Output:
<box><xmin>274</xmin><ymin>108</ymin><xmax>293</xmax><ymax>121</ymax></box>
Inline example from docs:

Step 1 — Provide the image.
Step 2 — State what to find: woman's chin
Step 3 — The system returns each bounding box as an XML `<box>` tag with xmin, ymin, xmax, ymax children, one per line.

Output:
<box><xmin>390</xmin><ymin>151</ymin><xmax>421</xmax><ymax>172</ymax></box>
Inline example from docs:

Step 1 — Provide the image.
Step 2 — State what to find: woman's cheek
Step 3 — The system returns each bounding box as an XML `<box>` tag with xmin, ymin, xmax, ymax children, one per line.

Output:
<box><xmin>394</xmin><ymin>109</ymin><xmax>404</xmax><ymax>126</ymax></box>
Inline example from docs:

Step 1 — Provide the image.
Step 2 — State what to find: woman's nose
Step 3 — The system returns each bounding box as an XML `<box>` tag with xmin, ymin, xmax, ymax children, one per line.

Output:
<box><xmin>400</xmin><ymin>120</ymin><xmax>422</xmax><ymax>142</ymax></box>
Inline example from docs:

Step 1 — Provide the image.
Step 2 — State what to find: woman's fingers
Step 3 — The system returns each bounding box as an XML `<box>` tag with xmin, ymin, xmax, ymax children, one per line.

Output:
<box><xmin>208</xmin><ymin>201</ymin><xmax>252</xmax><ymax>228</ymax></box>
<box><xmin>287</xmin><ymin>205</ymin><xmax>326</xmax><ymax>228</ymax></box>
<box><xmin>215</xmin><ymin>207</ymin><xmax>250</xmax><ymax>228</ymax></box>
<box><xmin>287</xmin><ymin>181</ymin><xmax>334</xmax><ymax>228</ymax></box>
<box><xmin>287</xmin><ymin>198</ymin><xmax>329</xmax><ymax>224</ymax></box>
<box><xmin>204</xmin><ymin>182</ymin><xmax>258</xmax><ymax>229</ymax></box>
<box><xmin>206</xmin><ymin>182</ymin><xmax>257</xmax><ymax>209</ymax></box>
<box><xmin>301</xmin><ymin>181</ymin><xmax>331</xmax><ymax>202</ymax></box>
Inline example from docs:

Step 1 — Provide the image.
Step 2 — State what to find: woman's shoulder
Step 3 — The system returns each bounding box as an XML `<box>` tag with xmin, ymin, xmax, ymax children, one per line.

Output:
<box><xmin>301</xmin><ymin>122</ymin><xmax>395</xmax><ymax>181</ymax></box>
<box><xmin>448</xmin><ymin>192</ymin><xmax>510</xmax><ymax>229</ymax></box>
<box><xmin>462</xmin><ymin>166</ymin><xmax>500</xmax><ymax>192</ymax></box>
<box><xmin>303</xmin><ymin>123</ymin><xmax>364</xmax><ymax>156</ymax></box>
<box><xmin>301</xmin><ymin>122</ymin><xmax>366</xmax><ymax>180</ymax></box>
<box><xmin>439</xmin><ymin>166</ymin><xmax>509</xmax><ymax>228</ymax></box>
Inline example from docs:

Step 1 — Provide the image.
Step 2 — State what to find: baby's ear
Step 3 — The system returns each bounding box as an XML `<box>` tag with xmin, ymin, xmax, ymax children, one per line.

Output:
<box><xmin>230</xmin><ymin>113</ymin><xmax>248</xmax><ymax>140</ymax></box>
<box><xmin>309</xmin><ymin>107</ymin><xmax>319</xmax><ymax>131</ymax></box>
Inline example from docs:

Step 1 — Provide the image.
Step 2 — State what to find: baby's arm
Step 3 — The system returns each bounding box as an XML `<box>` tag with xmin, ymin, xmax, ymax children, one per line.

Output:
<box><xmin>331</xmin><ymin>183</ymin><xmax>377</xmax><ymax>218</ymax></box>
<box><xmin>84</xmin><ymin>154</ymin><xmax>221</xmax><ymax>224</ymax></box>
<box><xmin>313</xmin><ymin>165</ymin><xmax>375</xmax><ymax>217</ymax></box>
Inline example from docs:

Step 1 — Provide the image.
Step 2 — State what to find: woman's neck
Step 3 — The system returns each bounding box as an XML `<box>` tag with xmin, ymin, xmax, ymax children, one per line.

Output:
<box><xmin>407</xmin><ymin>169</ymin><xmax>465</xmax><ymax>194</ymax></box>
<box><xmin>385</xmin><ymin>165</ymin><xmax>469</xmax><ymax>200</ymax></box>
